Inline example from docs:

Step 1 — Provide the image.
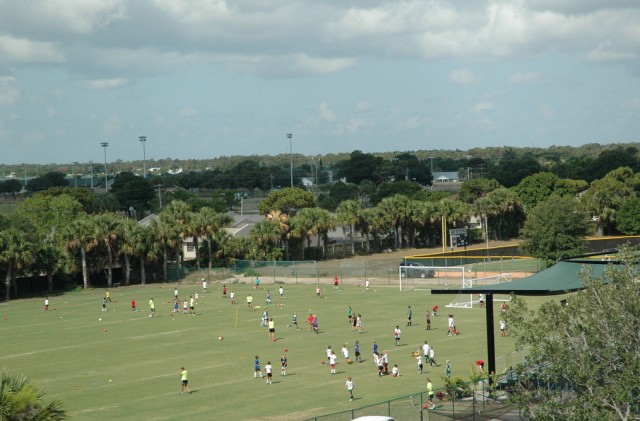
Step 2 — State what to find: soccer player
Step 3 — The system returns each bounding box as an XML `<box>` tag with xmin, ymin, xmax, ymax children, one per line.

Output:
<box><xmin>174</xmin><ymin>288</ymin><xmax>179</xmax><ymax>301</ymax></box>
<box><xmin>131</xmin><ymin>298</ymin><xmax>136</xmax><ymax>312</ymax></box>
<box><xmin>247</xmin><ymin>294</ymin><xmax>253</xmax><ymax>310</ymax></box>
<box><xmin>407</xmin><ymin>305</ymin><xmax>412</xmax><ymax>326</ymax></box>
<box><xmin>102</xmin><ymin>297</ymin><xmax>107</xmax><ymax>312</ymax></box>
<box><xmin>180</xmin><ymin>367</ymin><xmax>190</xmax><ymax>394</ymax></box>
<box><xmin>445</xmin><ymin>360</ymin><xmax>452</xmax><ymax>379</ymax></box>
<box><xmin>44</xmin><ymin>297</ymin><xmax>49</xmax><ymax>311</ymax></box>
<box><xmin>265</xmin><ymin>361</ymin><xmax>273</xmax><ymax>384</ymax></box>
<box><xmin>499</xmin><ymin>319</ymin><xmax>507</xmax><ymax>336</ymax></box>
<box><xmin>254</xmin><ymin>355</ymin><xmax>263</xmax><ymax>378</ymax></box>
<box><xmin>341</xmin><ymin>343</ymin><xmax>351</xmax><ymax>364</ymax></box>
<box><xmin>333</xmin><ymin>275</ymin><xmax>339</xmax><ymax>290</ymax></box>
<box><xmin>416</xmin><ymin>354</ymin><xmax>423</xmax><ymax>374</ymax></box>
<box><xmin>189</xmin><ymin>296</ymin><xmax>195</xmax><ymax>316</ymax></box>
<box><xmin>354</xmin><ymin>340</ymin><xmax>361</xmax><ymax>363</ymax></box>
<box><xmin>346</xmin><ymin>377</ymin><xmax>354</xmax><ymax>401</ymax></box>
<box><xmin>255</xmin><ymin>277</ymin><xmax>260</xmax><ymax>290</ymax></box>
<box><xmin>182</xmin><ymin>299</ymin><xmax>188</xmax><ymax>314</ymax></box>
<box><xmin>425</xmin><ymin>310</ymin><xmax>431</xmax><ymax>330</ymax></box>
<box><xmin>316</xmin><ymin>286</ymin><xmax>321</xmax><ymax>299</ymax></box>
<box><xmin>222</xmin><ymin>285</ymin><xmax>227</xmax><ymax>298</ymax></box>
<box><xmin>266</xmin><ymin>290</ymin><xmax>272</xmax><ymax>305</ymax></box>
<box><xmin>202</xmin><ymin>279</ymin><xmax>207</xmax><ymax>293</ymax></box>
<box><xmin>290</xmin><ymin>312</ymin><xmax>299</xmax><ymax>330</ymax></box>
<box><xmin>149</xmin><ymin>298</ymin><xmax>155</xmax><ymax>317</ymax></box>
<box><xmin>278</xmin><ymin>286</ymin><xmax>284</xmax><ymax>299</ymax></box>
<box><xmin>230</xmin><ymin>290</ymin><xmax>236</xmax><ymax>304</ymax></box>
<box><xmin>329</xmin><ymin>351</ymin><xmax>337</xmax><ymax>374</ymax></box>
<box><xmin>394</xmin><ymin>325</ymin><xmax>401</xmax><ymax>346</ymax></box>
<box><xmin>268</xmin><ymin>318</ymin><xmax>276</xmax><ymax>341</ymax></box>
<box><xmin>392</xmin><ymin>364</ymin><xmax>400</xmax><ymax>377</ymax></box>
<box><xmin>280</xmin><ymin>354</ymin><xmax>288</xmax><ymax>376</ymax></box>
<box><xmin>105</xmin><ymin>289</ymin><xmax>112</xmax><ymax>302</ymax></box>
<box><xmin>426</xmin><ymin>378</ymin><xmax>435</xmax><ymax>409</ymax></box>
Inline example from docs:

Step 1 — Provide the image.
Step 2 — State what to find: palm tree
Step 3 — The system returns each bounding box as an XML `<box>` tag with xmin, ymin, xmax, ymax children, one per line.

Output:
<box><xmin>60</xmin><ymin>216</ymin><xmax>96</xmax><ymax>289</ymax></box>
<box><xmin>33</xmin><ymin>242</ymin><xmax>65</xmax><ymax>294</ymax></box>
<box><xmin>377</xmin><ymin>195</ymin><xmax>412</xmax><ymax>249</ymax></box>
<box><xmin>249</xmin><ymin>218</ymin><xmax>283</xmax><ymax>260</ymax></box>
<box><xmin>118</xmin><ymin>218</ymin><xmax>141</xmax><ymax>286</ymax></box>
<box><xmin>192</xmin><ymin>207</ymin><xmax>233</xmax><ymax>269</ymax></box>
<box><xmin>336</xmin><ymin>200</ymin><xmax>362</xmax><ymax>255</ymax></box>
<box><xmin>0</xmin><ymin>228</ymin><xmax>33</xmax><ymax>301</ymax></box>
<box><xmin>0</xmin><ymin>372</ymin><xmax>66</xmax><ymax>420</ymax></box>
<box><xmin>93</xmin><ymin>213</ymin><xmax>121</xmax><ymax>288</ymax></box>
<box><xmin>266</xmin><ymin>210</ymin><xmax>291</xmax><ymax>260</ymax></box>
<box><xmin>161</xmin><ymin>200</ymin><xmax>192</xmax><ymax>270</ymax></box>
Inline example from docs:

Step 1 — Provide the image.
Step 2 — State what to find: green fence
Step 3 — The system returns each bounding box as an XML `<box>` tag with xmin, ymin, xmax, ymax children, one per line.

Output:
<box><xmin>303</xmin><ymin>378</ymin><xmax>518</xmax><ymax>421</ymax></box>
<box><xmin>166</xmin><ymin>256</ymin><xmax>541</xmax><ymax>286</ymax></box>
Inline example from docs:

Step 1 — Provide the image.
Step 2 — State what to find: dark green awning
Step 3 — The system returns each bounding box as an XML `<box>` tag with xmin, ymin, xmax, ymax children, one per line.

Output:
<box><xmin>431</xmin><ymin>260</ymin><xmax>614</xmax><ymax>296</ymax></box>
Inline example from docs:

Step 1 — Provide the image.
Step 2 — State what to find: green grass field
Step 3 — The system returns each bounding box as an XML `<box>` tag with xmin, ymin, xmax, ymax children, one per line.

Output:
<box><xmin>0</xmin><ymin>280</ymin><xmax>551</xmax><ymax>420</ymax></box>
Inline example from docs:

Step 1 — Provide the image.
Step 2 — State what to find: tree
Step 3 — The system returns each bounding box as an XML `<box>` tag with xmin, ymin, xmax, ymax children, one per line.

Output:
<box><xmin>109</xmin><ymin>172</ymin><xmax>155</xmax><ymax>217</ymax></box>
<box><xmin>0</xmin><ymin>179</ymin><xmax>23</xmax><ymax>195</ymax></box>
<box><xmin>26</xmin><ymin>172</ymin><xmax>68</xmax><ymax>192</ymax></box>
<box><xmin>335</xmin><ymin>150</ymin><xmax>384</xmax><ymax>185</ymax></box>
<box><xmin>369</xmin><ymin>180</ymin><xmax>427</xmax><ymax>205</ymax></box>
<box><xmin>0</xmin><ymin>227</ymin><xmax>33</xmax><ymax>300</ymax></box>
<box><xmin>257</xmin><ymin>188</ymin><xmax>315</xmax><ymax>216</ymax></box>
<box><xmin>61</xmin><ymin>216</ymin><xmax>96</xmax><ymax>289</ymax></box>
<box><xmin>615</xmin><ymin>196</ymin><xmax>640</xmax><ymax>235</ymax></box>
<box><xmin>487</xmin><ymin>149</ymin><xmax>542</xmax><ymax>188</ymax></box>
<box><xmin>335</xmin><ymin>200</ymin><xmax>362</xmax><ymax>255</ymax></box>
<box><xmin>0</xmin><ymin>372</ymin><xmax>66</xmax><ymax>420</ymax></box>
<box><xmin>521</xmin><ymin>196</ymin><xmax>589</xmax><ymax>263</ymax></box>
<box><xmin>509</xmin><ymin>247</ymin><xmax>640</xmax><ymax>420</ymax></box>
<box><xmin>580</xmin><ymin>167</ymin><xmax>640</xmax><ymax>236</ymax></box>
<box><xmin>457</xmin><ymin>178</ymin><xmax>501</xmax><ymax>204</ymax></box>
<box><xmin>93</xmin><ymin>213</ymin><xmax>121</xmax><ymax>288</ymax></box>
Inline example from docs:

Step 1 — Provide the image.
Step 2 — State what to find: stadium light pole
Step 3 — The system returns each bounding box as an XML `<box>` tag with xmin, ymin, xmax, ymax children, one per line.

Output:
<box><xmin>89</xmin><ymin>161</ymin><xmax>94</xmax><ymax>189</ymax></box>
<box><xmin>429</xmin><ymin>156</ymin><xmax>434</xmax><ymax>191</ymax></box>
<box><xmin>286</xmin><ymin>133</ymin><xmax>293</xmax><ymax>188</ymax></box>
<box><xmin>101</xmin><ymin>142</ymin><xmax>109</xmax><ymax>192</ymax></box>
<box><xmin>139</xmin><ymin>136</ymin><xmax>147</xmax><ymax>178</ymax></box>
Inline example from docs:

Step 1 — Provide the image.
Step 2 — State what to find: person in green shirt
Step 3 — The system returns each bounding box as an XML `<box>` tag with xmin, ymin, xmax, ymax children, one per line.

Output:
<box><xmin>445</xmin><ymin>360</ymin><xmax>451</xmax><ymax>379</ymax></box>
<box><xmin>347</xmin><ymin>306</ymin><xmax>352</xmax><ymax>325</ymax></box>
<box><xmin>426</xmin><ymin>378</ymin><xmax>435</xmax><ymax>409</ymax></box>
<box><xmin>149</xmin><ymin>298</ymin><xmax>155</xmax><ymax>317</ymax></box>
<box><xmin>407</xmin><ymin>305</ymin><xmax>413</xmax><ymax>326</ymax></box>
<box><xmin>180</xmin><ymin>367</ymin><xmax>190</xmax><ymax>394</ymax></box>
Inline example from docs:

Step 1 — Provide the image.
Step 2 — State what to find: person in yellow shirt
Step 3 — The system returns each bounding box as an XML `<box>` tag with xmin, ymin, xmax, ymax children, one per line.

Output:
<box><xmin>149</xmin><ymin>298</ymin><xmax>155</xmax><ymax>317</ymax></box>
<box><xmin>180</xmin><ymin>367</ymin><xmax>190</xmax><ymax>394</ymax></box>
<box><xmin>247</xmin><ymin>294</ymin><xmax>253</xmax><ymax>310</ymax></box>
<box><xmin>268</xmin><ymin>318</ymin><xmax>276</xmax><ymax>341</ymax></box>
<box><xmin>426</xmin><ymin>378</ymin><xmax>435</xmax><ymax>409</ymax></box>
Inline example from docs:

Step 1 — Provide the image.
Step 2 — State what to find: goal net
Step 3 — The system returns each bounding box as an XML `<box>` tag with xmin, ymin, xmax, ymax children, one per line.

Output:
<box><xmin>398</xmin><ymin>266</ymin><xmax>466</xmax><ymax>291</ymax></box>
<box><xmin>445</xmin><ymin>273</ymin><xmax>513</xmax><ymax>309</ymax></box>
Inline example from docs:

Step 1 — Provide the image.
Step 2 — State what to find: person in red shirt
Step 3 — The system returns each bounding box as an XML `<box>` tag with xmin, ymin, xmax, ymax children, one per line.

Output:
<box><xmin>333</xmin><ymin>275</ymin><xmax>339</xmax><ymax>290</ymax></box>
<box><xmin>131</xmin><ymin>298</ymin><xmax>137</xmax><ymax>312</ymax></box>
<box><xmin>308</xmin><ymin>313</ymin><xmax>314</xmax><ymax>331</ymax></box>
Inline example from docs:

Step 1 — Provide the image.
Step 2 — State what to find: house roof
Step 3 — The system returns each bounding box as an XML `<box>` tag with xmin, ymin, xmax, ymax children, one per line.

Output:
<box><xmin>431</xmin><ymin>259</ymin><xmax>615</xmax><ymax>296</ymax></box>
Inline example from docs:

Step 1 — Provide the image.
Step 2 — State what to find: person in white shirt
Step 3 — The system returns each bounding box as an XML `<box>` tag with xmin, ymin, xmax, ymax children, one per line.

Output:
<box><xmin>416</xmin><ymin>355</ymin><xmax>423</xmax><ymax>374</ymax></box>
<box><xmin>392</xmin><ymin>364</ymin><xmax>400</xmax><ymax>377</ymax></box>
<box><xmin>341</xmin><ymin>344</ymin><xmax>351</xmax><ymax>363</ymax></box>
<box><xmin>329</xmin><ymin>351</ymin><xmax>337</xmax><ymax>374</ymax></box>
<box><xmin>278</xmin><ymin>286</ymin><xmax>284</xmax><ymax>299</ymax></box>
<box><xmin>345</xmin><ymin>377</ymin><xmax>354</xmax><ymax>401</ymax></box>
<box><xmin>265</xmin><ymin>361</ymin><xmax>273</xmax><ymax>384</ymax></box>
<box><xmin>422</xmin><ymin>341</ymin><xmax>430</xmax><ymax>362</ymax></box>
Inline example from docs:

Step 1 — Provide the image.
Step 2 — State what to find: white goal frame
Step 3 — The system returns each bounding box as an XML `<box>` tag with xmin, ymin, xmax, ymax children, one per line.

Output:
<box><xmin>398</xmin><ymin>266</ymin><xmax>466</xmax><ymax>291</ymax></box>
<box><xmin>445</xmin><ymin>273</ymin><xmax>513</xmax><ymax>309</ymax></box>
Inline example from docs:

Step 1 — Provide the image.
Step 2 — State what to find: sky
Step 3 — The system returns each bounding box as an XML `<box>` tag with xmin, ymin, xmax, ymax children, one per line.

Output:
<box><xmin>0</xmin><ymin>0</ymin><xmax>639</xmax><ymax>165</ymax></box>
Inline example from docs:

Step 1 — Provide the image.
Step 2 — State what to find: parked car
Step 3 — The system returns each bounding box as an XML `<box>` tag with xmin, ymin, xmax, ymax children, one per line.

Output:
<box><xmin>399</xmin><ymin>262</ymin><xmax>435</xmax><ymax>278</ymax></box>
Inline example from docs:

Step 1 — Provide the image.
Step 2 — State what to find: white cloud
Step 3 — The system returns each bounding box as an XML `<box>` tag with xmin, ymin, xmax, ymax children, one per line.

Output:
<box><xmin>0</xmin><ymin>36</ymin><xmax>64</xmax><ymax>64</ymax></box>
<box><xmin>82</xmin><ymin>78</ymin><xmax>128</xmax><ymax>90</ymax></box>
<box><xmin>103</xmin><ymin>115</ymin><xmax>122</xmax><ymax>135</ymax></box>
<box><xmin>356</xmin><ymin>100</ymin><xmax>372</xmax><ymax>112</ymax></box>
<box><xmin>586</xmin><ymin>42</ymin><xmax>634</xmax><ymax>62</ymax></box>
<box><xmin>319</xmin><ymin>102</ymin><xmax>336</xmax><ymax>122</ymax></box>
<box><xmin>508</xmin><ymin>71</ymin><xmax>541</xmax><ymax>84</ymax></box>
<box><xmin>474</xmin><ymin>102</ymin><xmax>494</xmax><ymax>113</ymax></box>
<box><xmin>152</xmin><ymin>0</ymin><xmax>230</xmax><ymax>25</ymax></box>
<box><xmin>450</xmin><ymin>68</ymin><xmax>480</xmax><ymax>85</ymax></box>
<box><xmin>620</xmin><ymin>98</ymin><xmax>640</xmax><ymax>111</ymax></box>
<box><xmin>346</xmin><ymin>118</ymin><xmax>373</xmax><ymax>133</ymax></box>
<box><xmin>0</xmin><ymin>76</ymin><xmax>21</xmax><ymax>106</ymax></box>
<box><xmin>180</xmin><ymin>108</ymin><xmax>199</xmax><ymax>118</ymax></box>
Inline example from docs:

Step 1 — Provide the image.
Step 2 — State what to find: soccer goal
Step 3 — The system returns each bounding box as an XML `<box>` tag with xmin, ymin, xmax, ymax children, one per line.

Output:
<box><xmin>445</xmin><ymin>273</ymin><xmax>513</xmax><ymax>309</ymax></box>
<box><xmin>398</xmin><ymin>265</ymin><xmax>466</xmax><ymax>291</ymax></box>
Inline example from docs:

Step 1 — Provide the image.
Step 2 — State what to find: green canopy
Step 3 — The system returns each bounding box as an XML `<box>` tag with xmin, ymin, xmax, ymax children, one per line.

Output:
<box><xmin>431</xmin><ymin>260</ymin><xmax>613</xmax><ymax>296</ymax></box>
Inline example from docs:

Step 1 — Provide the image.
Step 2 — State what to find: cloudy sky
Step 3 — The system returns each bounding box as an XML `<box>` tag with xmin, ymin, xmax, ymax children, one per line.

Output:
<box><xmin>0</xmin><ymin>0</ymin><xmax>639</xmax><ymax>165</ymax></box>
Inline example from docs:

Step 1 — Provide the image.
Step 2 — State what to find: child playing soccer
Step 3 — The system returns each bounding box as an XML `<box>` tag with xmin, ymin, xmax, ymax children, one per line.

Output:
<box><xmin>346</xmin><ymin>377</ymin><xmax>354</xmax><ymax>401</ymax></box>
<box><xmin>254</xmin><ymin>355</ymin><xmax>263</xmax><ymax>378</ymax></box>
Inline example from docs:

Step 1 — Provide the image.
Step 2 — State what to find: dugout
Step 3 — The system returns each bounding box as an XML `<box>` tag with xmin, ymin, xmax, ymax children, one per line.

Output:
<box><xmin>431</xmin><ymin>252</ymin><xmax>618</xmax><ymax>378</ymax></box>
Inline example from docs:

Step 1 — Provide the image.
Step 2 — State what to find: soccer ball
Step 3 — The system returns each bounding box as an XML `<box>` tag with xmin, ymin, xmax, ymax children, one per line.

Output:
<box><xmin>98</xmin><ymin>318</ymin><xmax>102</xmax><ymax>321</ymax></box>
<box><xmin>218</xmin><ymin>336</ymin><xmax>224</xmax><ymax>340</ymax></box>
<box><xmin>284</xmin><ymin>348</ymin><xmax>288</xmax><ymax>352</ymax></box>
<box><xmin>148</xmin><ymin>314</ymin><xmax>152</xmax><ymax>317</ymax></box>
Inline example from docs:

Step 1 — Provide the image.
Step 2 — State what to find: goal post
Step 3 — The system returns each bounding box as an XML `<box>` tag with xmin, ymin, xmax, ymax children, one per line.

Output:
<box><xmin>398</xmin><ymin>265</ymin><xmax>466</xmax><ymax>291</ymax></box>
<box><xmin>446</xmin><ymin>273</ymin><xmax>513</xmax><ymax>309</ymax></box>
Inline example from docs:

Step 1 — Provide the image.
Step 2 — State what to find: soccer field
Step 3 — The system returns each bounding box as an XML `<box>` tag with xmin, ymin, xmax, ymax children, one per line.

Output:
<box><xmin>0</xmin><ymin>280</ymin><xmax>536</xmax><ymax>420</ymax></box>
